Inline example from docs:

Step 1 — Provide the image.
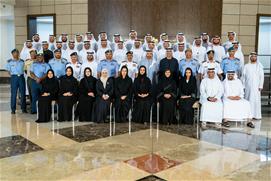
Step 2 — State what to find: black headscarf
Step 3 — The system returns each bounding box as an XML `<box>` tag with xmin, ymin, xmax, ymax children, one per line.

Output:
<box><xmin>41</xmin><ymin>69</ymin><xmax>59</xmax><ymax>97</ymax></box>
<box><xmin>115</xmin><ymin>66</ymin><xmax>132</xmax><ymax>97</ymax></box>
<box><xmin>83</xmin><ymin>67</ymin><xmax>96</xmax><ymax>91</ymax></box>
<box><xmin>119</xmin><ymin>66</ymin><xmax>129</xmax><ymax>80</ymax></box>
<box><xmin>137</xmin><ymin>65</ymin><xmax>147</xmax><ymax>82</ymax></box>
<box><xmin>59</xmin><ymin>66</ymin><xmax>78</xmax><ymax>96</ymax></box>
<box><xmin>134</xmin><ymin>66</ymin><xmax>152</xmax><ymax>96</ymax></box>
<box><xmin>65</xmin><ymin>66</ymin><xmax>74</xmax><ymax>79</ymax></box>
<box><xmin>179</xmin><ymin>67</ymin><xmax>197</xmax><ymax>96</ymax></box>
<box><xmin>157</xmin><ymin>69</ymin><xmax>177</xmax><ymax>98</ymax></box>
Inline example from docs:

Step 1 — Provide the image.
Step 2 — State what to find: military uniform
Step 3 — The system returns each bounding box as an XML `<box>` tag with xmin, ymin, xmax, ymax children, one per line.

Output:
<box><xmin>199</xmin><ymin>60</ymin><xmax>223</xmax><ymax>78</ymax></box>
<box><xmin>48</xmin><ymin>58</ymin><xmax>67</xmax><ymax>78</ymax></box>
<box><xmin>30</xmin><ymin>61</ymin><xmax>50</xmax><ymax>113</ymax></box>
<box><xmin>97</xmin><ymin>59</ymin><xmax>119</xmax><ymax>78</ymax></box>
<box><xmin>5</xmin><ymin>58</ymin><xmax>26</xmax><ymax>113</ymax></box>
<box><xmin>179</xmin><ymin>58</ymin><xmax>199</xmax><ymax>77</ymax></box>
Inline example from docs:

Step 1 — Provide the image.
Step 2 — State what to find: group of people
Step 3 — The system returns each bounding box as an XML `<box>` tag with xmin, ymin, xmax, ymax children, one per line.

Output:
<box><xmin>5</xmin><ymin>30</ymin><xmax>264</xmax><ymax>128</ymax></box>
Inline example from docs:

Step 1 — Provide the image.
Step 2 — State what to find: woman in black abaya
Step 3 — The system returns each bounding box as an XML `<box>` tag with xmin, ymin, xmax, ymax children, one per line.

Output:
<box><xmin>95</xmin><ymin>68</ymin><xmax>114</xmax><ymax>123</ymax></box>
<box><xmin>178</xmin><ymin>67</ymin><xmax>197</xmax><ymax>124</ymax></box>
<box><xmin>132</xmin><ymin>66</ymin><xmax>152</xmax><ymax>124</ymax></box>
<box><xmin>58</xmin><ymin>67</ymin><xmax>78</xmax><ymax>122</ymax></box>
<box><xmin>36</xmin><ymin>69</ymin><xmax>59</xmax><ymax>123</ymax></box>
<box><xmin>157</xmin><ymin>69</ymin><xmax>177</xmax><ymax>125</ymax></box>
<box><xmin>77</xmin><ymin>67</ymin><xmax>97</xmax><ymax>122</ymax></box>
<box><xmin>114</xmin><ymin>66</ymin><xmax>133</xmax><ymax>123</ymax></box>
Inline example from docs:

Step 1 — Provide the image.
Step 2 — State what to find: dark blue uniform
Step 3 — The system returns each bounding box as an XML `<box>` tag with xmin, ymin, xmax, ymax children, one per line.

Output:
<box><xmin>5</xmin><ymin>59</ymin><xmax>26</xmax><ymax>113</ymax></box>
<box><xmin>30</xmin><ymin>62</ymin><xmax>50</xmax><ymax>113</ymax></box>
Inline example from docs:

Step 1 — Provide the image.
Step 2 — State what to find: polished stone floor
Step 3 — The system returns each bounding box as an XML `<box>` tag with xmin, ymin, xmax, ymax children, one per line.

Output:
<box><xmin>0</xmin><ymin>84</ymin><xmax>270</xmax><ymax>181</ymax></box>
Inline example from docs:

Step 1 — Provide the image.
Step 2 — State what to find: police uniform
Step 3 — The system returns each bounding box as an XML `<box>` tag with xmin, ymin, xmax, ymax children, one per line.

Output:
<box><xmin>97</xmin><ymin>59</ymin><xmax>119</xmax><ymax>78</ymax></box>
<box><xmin>179</xmin><ymin>58</ymin><xmax>199</xmax><ymax>77</ymax></box>
<box><xmin>48</xmin><ymin>58</ymin><xmax>67</xmax><ymax>78</ymax></box>
<box><xmin>30</xmin><ymin>61</ymin><xmax>50</xmax><ymax>113</ymax></box>
<box><xmin>220</xmin><ymin>57</ymin><xmax>241</xmax><ymax>78</ymax></box>
<box><xmin>66</xmin><ymin>62</ymin><xmax>81</xmax><ymax>81</ymax></box>
<box><xmin>199</xmin><ymin>60</ymin><xmax>223</xmax><ymax>78</ymax></box>
<box><xmin>5</xmin><ymin>58</ymin><xmax>26</xmax><ymax>113</ymax></box>
<box><xmin>119</xmin><ymin>60</ymin><xmax>138</xmax><ymax>80</ymax></box>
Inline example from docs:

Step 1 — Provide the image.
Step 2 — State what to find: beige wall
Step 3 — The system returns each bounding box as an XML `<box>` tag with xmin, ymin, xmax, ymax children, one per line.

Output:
<box><xmin>14</xmin><ymin>0</ymin><xmax>88</xmax><ymax>50</ymax></box>
<box><xmin>221</xmin><ymin>0</ymin><xmax>271</xmax><ymax>56</ymax></box>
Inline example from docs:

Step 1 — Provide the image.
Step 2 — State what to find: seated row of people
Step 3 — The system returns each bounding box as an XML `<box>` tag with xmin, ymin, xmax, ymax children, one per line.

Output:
<box><xmin>36</xmin><ymin>65</ymin><xmax>255</xmax><ymax>128</ymax></box>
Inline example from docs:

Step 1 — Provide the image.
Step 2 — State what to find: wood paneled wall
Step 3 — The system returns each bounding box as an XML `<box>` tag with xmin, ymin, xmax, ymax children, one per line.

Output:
<box><xmin>88</xmin><ymin>0</ymin><xmax>222</xmax><ymax>42</ymax></box>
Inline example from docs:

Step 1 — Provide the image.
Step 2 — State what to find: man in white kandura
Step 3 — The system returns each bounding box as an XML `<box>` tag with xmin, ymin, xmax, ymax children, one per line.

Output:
<box><xmin>200</xmin><ymin>67</ymin><xmax>224</xmax><ymax>127</ymax></box>
<box><xmin>242</xmin><ymin>52</ymin><xmax>264</xmax><ymax>120</ymax></box>
<box><xmin>222</xmin><ymin>70</ymin><xmax>254</xmax><ymax>128</ymax></box>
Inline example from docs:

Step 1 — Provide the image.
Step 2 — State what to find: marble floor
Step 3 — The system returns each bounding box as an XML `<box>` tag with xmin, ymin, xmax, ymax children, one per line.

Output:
<box><xmin>0</xmin><ymin>84</ymin><xmax>270</xmax><ymax>181</ymax></box>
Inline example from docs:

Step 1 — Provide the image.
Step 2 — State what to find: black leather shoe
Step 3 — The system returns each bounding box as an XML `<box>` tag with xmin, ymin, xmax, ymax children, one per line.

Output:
<box><xmin>222</xmin><ymin>122</ymin><xmax>230</xmax><ymax>127</ymax></box>
<box><xmin>22</xmin><ymin>110</ymin><xmax>28</xmax><ymax>113</ymax></box>
<box><xmin>31</xmin><ymin>112</ymin><xmax>37</xmax><ymax>114</ymax></box>
<box><xmin>247</xmin><ymin>122</ymin><xmax>255</xmax><ymax>128</ymax></box>
<box><xmin>11</xmin><ymin>111</ymin><xmax>15</xmax><ymax>114</ymax></box>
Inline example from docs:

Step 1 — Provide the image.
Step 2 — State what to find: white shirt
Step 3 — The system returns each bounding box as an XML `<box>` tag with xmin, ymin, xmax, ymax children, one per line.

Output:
<box><xmin>119</xmin><ymin>61</ymin><xmax>138</xmax><ymax>80</ymax></box>
<box><xmin>79</xmin><ymin>48</ymin><xmax>96</xmax><ymax>64</ymax></box>
<box><xmin>66</xmin><ymin>62</ymin><xmax>81</xmax><ymax>80</ymax></box>
<box><xmin>210</xmin><ymin>45</ymin><xmax>226</xmax><ymax>63</ymax></box>
<box><xmin>173</xmin><ymin>50</ymin><xmax>185</xmax><ymax>62</ymax></box>
<box><xmin>192</xmin><ymin>45</ymin><xmax>207</xmax><ymax>64</ymax></box>
<box><xmin>113</xmin><ymin>48</ymin><xmax>127</xmax><ymax>64</ymax></box>
<box><xmin>96</xmin><ymin>48</ymin><xmax>110</xmax><ymax>62</ymax></box>
<box><xmin>130</xmin><ymin>48</ymin><xmax>144</xmax><ymax>64</ymax></box>
<box><xmin>199</xmin><ymin>60</ymin><xmax>223</xmax><ymax>78</ymax></box>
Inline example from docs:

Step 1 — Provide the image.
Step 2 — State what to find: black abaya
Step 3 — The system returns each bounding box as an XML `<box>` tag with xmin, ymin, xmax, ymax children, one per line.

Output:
<box><xmin>157</xmin><ymin>76</ymin><xmax>177</xmax><ymax>125</ymax></box>
<box><xmin>114</xmin><ymin>76</ymin><xmax>133</xmax><ymax>123</ymax></box>
<box><xmin>178</xmin><ymin>75</ymin><xmax>197</xmax><ymax>124</ymax></box>
<box><xmin>95</xmin><ymin>78</ymin><xmax>114</xmax><ymax>123</ymax></box>
<box><xmin>77</xmin><ymin>76</ymin><xmax>96</xmax><ymax>122</ymax></box>
<box><xmin>58</xmin><ymin>75</ymin><xmax>78</xmax><ymax>122</ymax></box>
<box><xmin>132</xmin><ymin>74</ymin><xmax>152</xmax><ymax>123</ymax></box>
<box><xmin>37</xmin><ymin>76</ymin><xmax>59</xmax><ymax>122</ymax></box>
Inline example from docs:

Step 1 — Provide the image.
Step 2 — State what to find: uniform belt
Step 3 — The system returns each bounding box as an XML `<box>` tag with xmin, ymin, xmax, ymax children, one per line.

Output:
<box><xmin>11</xmin><ymin>74</ymin><xmax>23</xmax><ymax>77</ymax></box>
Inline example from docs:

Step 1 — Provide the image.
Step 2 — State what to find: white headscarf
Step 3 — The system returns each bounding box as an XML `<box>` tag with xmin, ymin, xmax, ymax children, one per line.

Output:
<box><xmin>100</xmin><ymin>68</ymin><xmax>109</xmax><ymax>88</ymax></box>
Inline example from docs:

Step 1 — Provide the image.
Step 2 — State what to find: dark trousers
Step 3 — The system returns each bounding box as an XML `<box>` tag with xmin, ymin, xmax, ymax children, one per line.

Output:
<box><xmin>10</xmin><ymin>75</ymin><xmax>26</xmax><ymax>112</ymax></box>
<box><xmin>31</xmin><ymin>79</ymin><xmax>42</xmax><ymax>113</ymax></box>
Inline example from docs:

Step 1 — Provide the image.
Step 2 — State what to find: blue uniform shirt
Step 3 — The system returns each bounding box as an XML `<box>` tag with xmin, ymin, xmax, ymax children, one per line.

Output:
<box><xmin>179</xmin><ymin>58</ymin><xmax>199</xmax><ymax>77</ymax></box>
<box><xmin>48</xmin><ymin>58</ymin><xmax>67</xmax><ymax>78</ymax></box>
<box><xmin>30</xmin><ymin>62</ymin><xmax>50</xmax><ymax>78</ymax></box>
<box><xmin>220</xmin><ymin>57</ymin><xmax>241</xmax><ymax>74</ymax></box>
<box><xmin>5</xmin><ymin>59</ymin><xmax>24</xmax><ymax>75</ymax></box>
<box><xmin>97</xmin><ymin>59</ymin><xmax>119</xmax><ymax>77</ymax></box>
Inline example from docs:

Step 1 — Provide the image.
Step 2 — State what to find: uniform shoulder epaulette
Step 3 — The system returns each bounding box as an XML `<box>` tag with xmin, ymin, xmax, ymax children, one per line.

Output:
<box><xmin>122</xmin><ymin>60</ymin><xmax>128</xmax><ymax>63</ymax></box>
<box><xmin>202</xmin><ymin>60</ymin><xmax>207</xmax><ymax>63</ymax></box>
<box><xmin>7</xmin><ymin>59</ymin><xmax>12</xmax><ymax>63</ymax></box>
<box><xmin>215</xmin><ymin>60</ymin><xmax>220</xmax><ymax>63</ymax></box>
<box><xmin>61</xmin><ymin>58</ymin><xmax>68</xmax><ymax>63</ymax></box>
<box><xmin>193</xmin><ymin>58</ymin><xmax>198</xmax><ymax>62</ymax></box>
<box><xmin>235</xmin><ymin>57</ymin><xmax>240</xmax><ymax>61</ymax></box>
<box><xmin>111</xmin><ymin>59</ymin><xmax>117</xmax><ymax>63</ymax></box>
<box><xmin>222</xmin><ymin>57</ymin><xmax>228</xmax><ymax>60</ymax></box>
<box><xmin>20</xmin><ymin>59</ymin><xmax>24</xmax><ymax>62</ymax></box>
